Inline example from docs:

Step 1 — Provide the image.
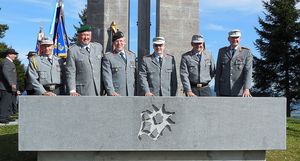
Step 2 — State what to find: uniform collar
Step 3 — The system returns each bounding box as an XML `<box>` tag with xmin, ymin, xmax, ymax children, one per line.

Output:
<box><xmin>81</xmin><ymin>43</ymin><xmax>91</xmax><ymax>49</ymax></box>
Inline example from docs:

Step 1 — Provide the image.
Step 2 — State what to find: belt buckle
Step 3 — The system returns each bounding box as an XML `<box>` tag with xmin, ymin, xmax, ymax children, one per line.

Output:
<box><xmin>49</xmin><ymin>85</ymin><xmax>55</xmax><ymax>91</ymax></box>
<box><xmin>196</xmin><ymin>84</ymin><xmax>202</xmax><ymax>88</ymax></box>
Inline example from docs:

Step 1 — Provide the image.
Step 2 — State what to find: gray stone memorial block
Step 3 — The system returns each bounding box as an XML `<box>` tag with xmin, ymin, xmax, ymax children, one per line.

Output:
<box><xmin>19</xmin><ymin>97</ymin><xmax>285</xmax><ymax>151</ymax></box>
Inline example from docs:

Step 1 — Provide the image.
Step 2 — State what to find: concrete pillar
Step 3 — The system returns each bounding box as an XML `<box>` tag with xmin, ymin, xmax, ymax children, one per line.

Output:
<box><xmin>137</xmin><ymin>0</ymin><xmax>151</xmax><ymax>61</ymax></box>
<box><xmin>87</xmin><ymin>0</ymin><xmax>130</xmax><ymax>52</ymax></box>
<box><xmin>156</xmin><ymin>0</ymin><xmax>199</xmax><ymax>94</ymax></box>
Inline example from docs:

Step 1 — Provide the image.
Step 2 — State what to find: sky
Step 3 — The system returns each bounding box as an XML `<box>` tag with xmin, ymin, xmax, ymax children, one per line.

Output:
<box><xmin>1</xmin><ymin>0</ymin><xmax>299</xmax><ymax>65</ymax></box>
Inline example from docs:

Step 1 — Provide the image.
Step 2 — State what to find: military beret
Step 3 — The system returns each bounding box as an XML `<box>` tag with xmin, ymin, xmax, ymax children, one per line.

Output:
<box><xmin>112</xmin><ymin>31</ymin><xmax>124</xmax><ymax>42</ymax></box>
<box><xmin>228</xmin><ymin>29</ymin><xmax>241</xmax><ymax>37</ymax></box>
<box><xmin>153</xmin><ymin>37</ymin><xmax>165</xmax><ymax>44</ymax></box>
<box><xmin>77</xmin><ymin>24</ymin><xmax>92</xmax><ymax>33</ymax></box>
<box><xmin>41</xmin><ymin>37</ymin><xmax>53</xmax><ymax>45</ymax></box>
<box><xmin>191</xmin><ymin>35</ymin><xmax>204</xmax><ymax>43</ymax></box>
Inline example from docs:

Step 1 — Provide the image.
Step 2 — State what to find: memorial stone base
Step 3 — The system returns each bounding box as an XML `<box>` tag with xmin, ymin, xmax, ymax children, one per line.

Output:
<box><xmin>38</xmin><ymin>151</ymin><xmax>266</xmax><ymax>161</ymax></box>
<box><xmin>19</xmin><ymin>97</ymin><xmax>286</xmax><ymax>161</ymax></box>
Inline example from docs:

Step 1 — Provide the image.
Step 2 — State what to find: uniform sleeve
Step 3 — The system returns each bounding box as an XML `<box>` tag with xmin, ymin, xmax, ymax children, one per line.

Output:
<box><xmin>180</xmin><ymin>55</ymin><xmax>191</xmax><ymax>92</ymax></box>
<box><xmin>210</xmin><ymin>53</ymin><xmax>216</xmax><ymax>79</ymax></box>
<box><xmin>65</xmin><ymin>49</ymin><xmax>77</xmax><ymax>93</ymax></box>
<box><xmin>171</xmin><ymin>56</ymin><xmax>178</xmax><ymax>96</ymax></box>
<box><xmin>214</xmin><ymin>49</ymin><xmax>222</xmax><ymax>96</ymax></box>
<box><xmin>138</xmin><ymin>58</ymin><xmax>150</xmax><ymax>94</ymax></box>
<box><xmin>243</xmin><ymin>51</ymin><xmax>253</xmax><ymax>89</ymax></box>
<box><xmin>27</xmin><ymin>58</ymin><xmax>46</xmax><ymax>95</ymax></box>
<box><xmin>101</xmin><ymin>55</ymin><xmax>115</xmax><ymax>95</ymax></box>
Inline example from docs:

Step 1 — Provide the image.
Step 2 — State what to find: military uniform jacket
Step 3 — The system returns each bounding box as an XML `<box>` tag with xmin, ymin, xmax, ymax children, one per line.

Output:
<box><xmin>102</xmin><ymin>50</ymin><xmax>136</xmax><ymax>96</ymax></box>
<box><xmin>180</xmin><ymin>50</ymin><xmax>215</xmax><ymax>92</ymax></box>
<box><xmin>0</xmin><ymin>58</ymin><xmax>17</xmax><ymax>92</ymax></box>
<box><xmin>139</xmin><ymin>53</ymin><xmax>177</xmax><ymax>96</ymax></box>
<box><xmin>215</xmin><ymin>46</ymin><xmax>253</xmax><ymax>96</ymax></box>
<box><xmin>27</xmin><ymin>54</ymin><xmax>64</xmax><ymax>95</ymax></box>
<box><xmin>65</xmin><ymin>42</ymin><xmax>103</xmax><ymax>96</ymax></box>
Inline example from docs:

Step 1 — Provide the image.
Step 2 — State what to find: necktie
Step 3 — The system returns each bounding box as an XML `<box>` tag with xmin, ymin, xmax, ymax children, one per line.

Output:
<box><xmin>120</xmin><ymin>52</ymin><xmax>126</xmax><ymax>63</ymax></box>
<box><xmin>197</xmin><ymin>53</ymin><xmax>202</xmax><ymax>62</ymax></box>
<box><xmin>86</xmin><ymin>46</ymin><xmax>90</xmax><ymax>53</ymax></box>
<box><xmin>159</xmin><ymin>57</ymin><xmax>162</xmax><ymax>67</ymax></box>
<box><xmin>231</xmin><ymin>49</ymin><xmax>235</xmax><ymax>57</ymax></box>
<box><xmin>48</xmin><ymin>57</ymin><xmax>53</xmax><ymax>64</ymax></box>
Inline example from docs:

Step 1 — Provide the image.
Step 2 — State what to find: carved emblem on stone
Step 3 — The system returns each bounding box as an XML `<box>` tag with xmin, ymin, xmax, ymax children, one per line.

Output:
<box><xmin>138</xmin><ymin>104</ymin><xmax>175</xmax><ymax>141</ymax></box>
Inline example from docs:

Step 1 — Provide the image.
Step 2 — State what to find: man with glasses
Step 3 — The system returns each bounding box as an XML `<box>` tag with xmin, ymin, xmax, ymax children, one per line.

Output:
<box><xmin>139</xmin><ymin>37</ymin><xmax>177</xmax><ymax>96</ymax></box>
<box><xmin>102</xmin><ymin>31</ymin><xmax>136</xmax><ymax>96</ymax></box>
<box><xmin>180</xmin><ymin>35</ymin><xmax>215</xmax><ymax>96</ymax></box>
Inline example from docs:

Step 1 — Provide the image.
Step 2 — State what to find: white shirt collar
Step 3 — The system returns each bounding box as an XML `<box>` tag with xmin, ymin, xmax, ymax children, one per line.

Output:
<box><xmin>6</xmin><ymin>57</ymin><xmax>13</xmax><ymax>62</ymax></box>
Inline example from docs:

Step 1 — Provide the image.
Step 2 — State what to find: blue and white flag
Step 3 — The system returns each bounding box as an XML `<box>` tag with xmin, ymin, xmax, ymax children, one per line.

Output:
<box><xmin>51</xmin><ymin>0</ymin><xmax>69</xmax><ymax>58</ymax></box>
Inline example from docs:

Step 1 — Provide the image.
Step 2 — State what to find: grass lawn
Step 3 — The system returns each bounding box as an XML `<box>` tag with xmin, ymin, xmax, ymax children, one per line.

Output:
<box><xmin>267</xmin><ymin>118</ymin><xmax>300</xmax><ymax>161</ymax></box>
<box><xmin>0</xmin><ymin>118</ymin><xmax>299</xmax><ymax>161</ymax></box>
<box><xmin>0</xmin><ymin>125</ymin><xmax>36</xmax><ymax>161</ymax></box>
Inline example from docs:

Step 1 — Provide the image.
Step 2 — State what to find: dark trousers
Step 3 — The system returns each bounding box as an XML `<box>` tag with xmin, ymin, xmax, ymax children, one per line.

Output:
<box><xmin>191</xmin><ymin>86</ymin><xmax>212</xmax><ymax>96</ymax></box>
<box><xmin>0</xmin><ymin>90</ymin><xmax>13</xmax><ymax>121</ymax></box>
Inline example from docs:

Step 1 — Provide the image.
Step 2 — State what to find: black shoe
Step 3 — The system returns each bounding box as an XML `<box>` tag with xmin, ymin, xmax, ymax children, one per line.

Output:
<box><xmin>0</xmin><ymin>120</ymin><xmax>9</xmax><ymax>124</ymax></box>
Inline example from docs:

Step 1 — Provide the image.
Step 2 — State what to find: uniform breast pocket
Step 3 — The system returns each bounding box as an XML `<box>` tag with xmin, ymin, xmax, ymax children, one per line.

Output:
<box><xmin>77</xmin><ymin>59</ymin><xmax>85</xmax><ymax>72</ymax></box>
<box><xmin>56</xmin><ymin>65</ymin><xmax>61</xmax><ymax>72</ymax></box>
<box><xmin>38</xmin><ymin>71</ymin><xmax>47</xmax><ymax>79</ymax></box>
<box><xmin>235</xmin><ymin>60</ymin><xmax>245</xmax><ymax>70</ymax></box>
<box><xmin>205</xmin><ymin>59</ymin><xmax>211</xmax><ymax>67</ymax></box>
<box><xmin>112</xmin><ymin>66</ymin><xmax>121</xmax><ymax>73</ymax></box>
<box><xmin>165</xmin><ymin>68</ymin><xmax>172</xmax><ymax>73</ymax></box>
<box><xmin>188</xmin><ymin>65</ymin><xmax>197</xmax><ymax>72</ymax></box>
<box><xmin>147</xmin><ymin>71</ymin><xmax>154</xmax><ymax>79</ymax></box>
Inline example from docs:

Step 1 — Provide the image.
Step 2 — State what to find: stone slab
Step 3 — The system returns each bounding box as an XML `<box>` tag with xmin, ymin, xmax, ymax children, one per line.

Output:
<box><xmin>19</xmin><ymin>96</ymin><xmax>286</xmax><ymax>151</ymax></box>
<box><xmin>37</xmin><ymin>151</ymin><xmax>266</xmax><ymax>161</ymax></box>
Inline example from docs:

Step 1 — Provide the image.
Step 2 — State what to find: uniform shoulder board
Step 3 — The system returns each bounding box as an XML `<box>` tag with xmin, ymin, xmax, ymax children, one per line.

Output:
<box><xmin>165</xmin><ymin>53</ymin><xmax>174</xmax><ymax>57</ymax></box>
<box><xmin>127</xmin><ymin>50</ymin><xmax>137</xmax><ymax>56</ymax></box>
<box><xmin>92</xmin><ymin>42</ymin><xmax>101</xmax><ymax>46</ymax></box>
<box><xmin>104</xmin><ymin>51</ymin><xmax>111</xmax><ymax>55</ymax></box>
<box><xmin>142</xmin><ymin>55</ymin><xmax>151</xmax><ymax>61</ymax></box>
<box><xmin>220</xmin><ymin>46</ymin><xmax>228</xmax><ymax>50</ymax></box>
<box><xmin>241</xmin><ymin>46</ymin><xmax>250</xmax><ymax>50</ymax></box>
<box><xmin>68</xmin><ymin>44</ymin><xmax>77</xmax><ymax>50</ymax></box>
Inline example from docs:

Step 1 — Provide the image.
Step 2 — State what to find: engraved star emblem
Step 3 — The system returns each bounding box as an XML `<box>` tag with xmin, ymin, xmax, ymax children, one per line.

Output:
<box><xmin>138</xmin><ymin>104</ymin><xmax>175</xmax><ymax>141</ymax></box>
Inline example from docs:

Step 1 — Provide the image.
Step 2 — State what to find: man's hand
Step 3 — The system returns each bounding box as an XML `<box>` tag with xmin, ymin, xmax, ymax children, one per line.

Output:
<box><xmin>242</xmin><ymin>89</ymin><xmax>252</xmax><ymax>97</ymax></box>
<box><xmin>186</xmin><ymin>91</ymin><xmax>196</xmax><ymax>97</ymax></box>
<box><xmin>111</xmin><ymin>92</ymin><xmax>120</xmax><ymax>96</ymax></box>
<box><xmin>70</xmin><ymin>91</ymin><xmax>80</xmax><ymax>96</ymax></box>
<box><xmin>43</xmin><ymin>91</ymin><xmax>57</xmax><ymax>96</ymax></box>
<box><xmin>145</xmin><ymin>92</ymin><xmax>154</xmax><ymax>96</ymax></box>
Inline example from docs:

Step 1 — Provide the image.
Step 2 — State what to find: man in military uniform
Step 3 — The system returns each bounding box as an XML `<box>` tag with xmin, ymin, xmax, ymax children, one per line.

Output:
<box><xmin>65</xmin><ymin>25</ymin><xmax>103</xmax><ymax>96</ymax></box>
<box><xmin>102</xmin><ymin>31</ymin><xmax>136</xmax><ymax>96</ymax></box>
<box><xmin>27</xmin><ymin>37</ymin><xmax>65</xmax><ymax>96</ymax></box>
<box><xmin>0</xmin><ymin>49</ymin><xmax>19</xmax><ymax>123</ymax></box>
<box><xmin>215</xmin><ymin>29</ymin><xmax>253</xmax><ymax>97</ymax></box>
<box><xmin>139</xmin><ymin>37</ymin><xmax>177</xmax><ymax>96</ymax></box>
<box><xmin>25</xmin><ymin>51</ymin><xmax>37</xmax><ymax>95</ymax></box>
<box><xmin>180</xmin><ymin>35</ymin><xmax>215</xmax><ymax>96</ymax></box>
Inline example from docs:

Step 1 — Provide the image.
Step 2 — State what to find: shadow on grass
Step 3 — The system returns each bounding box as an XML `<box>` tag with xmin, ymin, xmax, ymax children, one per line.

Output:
<box><xmin>0</xmin><ymin>133</ymin><xmax>36</xmax><ymax>161</ymax></box>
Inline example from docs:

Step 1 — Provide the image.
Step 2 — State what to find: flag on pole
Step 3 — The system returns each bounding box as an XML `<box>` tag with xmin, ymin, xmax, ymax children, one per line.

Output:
<box><xmin>35</xmin><ymin>22</ymin><xmax>44</xmax><ymax>55</ymax></box>
<box><xmin>51</xmin><ymin>0</ymin><xmax>69</xmax><ymax>58</ymax></box>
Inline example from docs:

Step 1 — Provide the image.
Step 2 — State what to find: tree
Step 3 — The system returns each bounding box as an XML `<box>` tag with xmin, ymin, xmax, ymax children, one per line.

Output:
<box><xmin>0</xmin><ymin>24</ymin><xmax>9</xmax><ymax>39</ymax></box>
<box><xmin>253</xmin><ymin>0</ymin><xmax>300</xmax><ymax>117</ymax></box>
<box><xmin>69</xmin><ymin>4</ymin><xmax>87</xmax><ymax>44</ymax></box>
